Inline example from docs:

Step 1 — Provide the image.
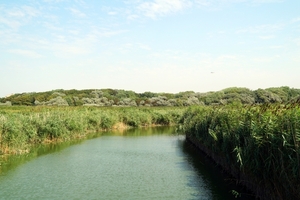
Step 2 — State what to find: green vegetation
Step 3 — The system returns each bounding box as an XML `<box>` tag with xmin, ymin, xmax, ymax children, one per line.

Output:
<box><xmin>1</xmin><ymin>86</ymin><xmax>300</xmax><ymax>199</ymax></box>
<box><xmin>0</xmin><ymin>106</ymin><xmax>185</xmax><ymax>155</ymax></box>
<box><xmin>180</xmin><ymin>104</ymin><xmax>300</xmax><ymax>200</ymax></box>
<box><xmin>1</xmin><ymin>86</ymin><xmax>300</xmax><ymax>106</ymax></box>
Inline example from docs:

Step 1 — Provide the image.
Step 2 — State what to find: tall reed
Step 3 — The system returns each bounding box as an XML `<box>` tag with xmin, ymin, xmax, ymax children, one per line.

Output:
<box><xmin>0</xmin><ymin>106</ymin><xmax>185</xmax><ymax>155</ymax></box>
<box><xmin>181</xmin><ymin>104</ymin><xmax>300</xmax><ymax>200</ymax></box>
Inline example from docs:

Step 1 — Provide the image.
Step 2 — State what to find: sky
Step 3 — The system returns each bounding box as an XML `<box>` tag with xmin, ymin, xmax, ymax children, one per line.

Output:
<box><xmin>1</xmin><ymin>0</ymin><xmax>300</xmax><ymax>97</ymax></box>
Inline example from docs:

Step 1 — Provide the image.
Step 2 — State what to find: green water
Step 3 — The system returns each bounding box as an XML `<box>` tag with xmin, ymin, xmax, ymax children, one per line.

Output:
<box><xmin>0</xmin><ymin>127</ymin><xmax>250</xmax><ymax>200</ymax></box>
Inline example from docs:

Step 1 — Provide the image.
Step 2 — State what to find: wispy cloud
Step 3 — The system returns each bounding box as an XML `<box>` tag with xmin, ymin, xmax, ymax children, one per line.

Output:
<box><xmin>259</xmin><ymin>35</ymin><xmax>275</xmax><ymax>40</ymax></box>
<box><xmin>53</xmin><ymin>44</ymin><xmax>89</xmax><ymax>56</ymax></box>
<box><xmin>251</xmin><ymin>0</ymin><xmax>284</xmax><ymax>4</ymax></box>
<box><xmin>116</xmin><ymin>42</ymin><xmax>152</xmax><ymax>53</ymax></box>
<box><xmin>21</xmin><ymin>6</ymin><xmax>40</xmax><ymax>17</ymax></box>
<box><xmin>6</xmin><ymin>6</ymin><xmax>39</xmax><ymax>18</ymax></box>
<box><xmin>291</xmin><ymin>17</ymin><xmax>300</xmax><ymax>23</ymax></box>
<box><xmin>7</xmin><ymin>10</ymin><xmax>25</xmax><ymax>18</ymax></box>
<box><xmin>194</xmin><ymin>0</ymin><xmax>211</xmax><ymax>7</ymax></box>
<box><xmin>68</xmin><ymin>8</ymin><xmax>86</xmax><ymax>18</ymax></box>
<box><xmin>138</xmin><ymin>0</ymin><xmax>191</xmax><ymax>19</ymax></box>
<box><xmin>8</xmin><ymin>49</ymin><xmax>42</xmax><ymax>58</ymax></box>
<box><xmin>253</xmin><ymin>55</ymin><xmax>280</xmax><ymax>63</ymax></box>
<box><xmin>43</xmin><ymin>27</ymin><xmax>128</xmax><ymax>57</ymax></box>
<box><xmin>100</xmin><ymin>29</ymin><xmax>128</xmax><ymax>37</ymax></box>
<box><xmin>236</xmin><ymin>23</ymin><xmax>284</xmax><ymax>34</ymax></box>
<box><xmin>42</xmin><ymin>20</ymin><xmax>62</xmax><ymax>31</ymax></box>
<box><xmin>0</xmin><ymin>5</ymin><xmax>39</xmax><ymax>30</ymax></box>
<box><xmin>294</xmin><ymin>38</ymin><xmax>300</xmax><ymax>46</ymax></box>
<box><xmin>269</xmin><ymin>45</ymin><xmax>283</xmax><ymax>49</ymax></box>
<box><xmin>127</xmin><ymin>14</ymin><xmax>139</xmax><ymax>20</ymax></box>
<box><xmin>43</xmin><ymin>0</ymin><xmax>66</xmax><ymax>3</ymax></box>
<box><xmin>195</xmin><ymin>0</ymin><xmax>284</xmax><ymax>9</ymax></box>
<box><xmin>0</xmin><ymin>17</ymin><xmax>22</xmax><ymax>29</ymax></box>
<box><xmin>108</xmin><ymin>11</ymin><xmax>118</xmax><ymax>16</ymax></box>
<box><xmin>138</xmin><ymin>43</ymin><xmax>151</xmax><ymax>51</ymax></box>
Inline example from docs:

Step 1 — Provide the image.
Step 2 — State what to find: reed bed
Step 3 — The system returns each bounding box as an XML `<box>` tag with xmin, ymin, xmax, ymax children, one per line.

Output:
<box><xmin>0</xmin><ymin>106</ymin><xmax>185</xmax><ymax>155</ymax></box>
<box><xmin>180</xmin><ymin>104</ymin><xmax>300</xmax><ymax>199</ymax></box>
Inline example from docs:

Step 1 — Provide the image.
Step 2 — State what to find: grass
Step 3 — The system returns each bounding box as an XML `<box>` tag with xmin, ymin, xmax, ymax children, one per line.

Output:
<box><xmin>2</xmin><ymin>103</ymin><xmax>299</xmax><ymax>199</ymax></box>
<box><xmin>180</xmin><ymin>103</ymin><xmax>300</xmax><ymax>200</ymax></box>
<box><xmin>0</xmin><ymin>106</ymin><xmax>186</xmax><ymax>155</ymax></box>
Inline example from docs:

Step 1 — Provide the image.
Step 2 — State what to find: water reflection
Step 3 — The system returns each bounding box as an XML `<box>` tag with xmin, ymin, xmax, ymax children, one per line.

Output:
<box><xmin>102</xmin><ymin>126</ymin><xmax>176</xmax><ymax>136</ymax></box>
<box><xmin>0</xmin><ymin>139</ymin><xmax>84</xmax><ymax>175</ymax></box>
<box><xmin>0</xmin><ymin>126</ymin><xmax>175</xmax><ymax>175</ymax></box>
<box><xmin>0</xmin><ymin>127</ymin><xmax>254</xmax><ymax>200</ymax></box>
<box><xmin>179</xmin><ymin>138</ymin><xmax>255</xmax><ymax>200</ymax></box>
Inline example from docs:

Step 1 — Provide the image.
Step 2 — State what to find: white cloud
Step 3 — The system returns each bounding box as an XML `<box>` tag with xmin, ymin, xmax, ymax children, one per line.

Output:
<box><xmin>43</xmin><ymin>0</ymin><xmax>66</xmax><ymax>3</ymax></box>
<box><xmin>8</xmin><ymin>49</ymin><xmax>42</xmax><ymax>58</ymax></box>
<box><xmin>0</xmin><ymin>5</ymin><xmax>39</xmax><ymax>30</ymax></box>
<box><xmin>7</xmin><ymin>10</ymin><xmax>25</xmax><ymax>17</ymax></box>
<box><xmin>22</xmin><ymin>6</ymin><xmax>40</xmax><ymax>17</ymax></box>
<box><xmin>69</xmin><ymin>29</ymin><xmax>80</xmax><ymax>35</ymax></box>
<box><xmin>236</xmin><ymin>23</ymin><xmax>284</xmax><ymax>34</ymax></box>
<box><xmin>251</xmin><ymin>0</ymin><xmax>284</xmax><ymax>4</ymax></box>
<box><xmin>108</xmin><ymin>11</ymin><xmax>118</xmax><ymax>15</ymax></box>
<box><xmin>259</xmin><ymin>35</ymin><xmax>275</xmax><ymax>40</ymax></box>
<box><xmin>138</xmin><ymin>0</ymin><xmax>191</xmax><ymax>18</ymax></box>
<box><xmin>88</xmin><ymin>29</ymin><xmax>128</xmax><ymax>39</ymax></box>
<box><xmin>68</xmin><ymin>8</ymin><xmax>86</xmax><ymax>18</ymax></box>
<box><xmin>269</xmin><ymin>45</ymin><xmax>283</xmax><ymax>49</ymax></box>
<box><xmin>195</xmin><ymin>0</ymin><xmax>284</xmax><ymax>9</ymax></box>
<box><xmin>55</xmin><ymin>45</ymin><xmax>89</xmax><ymax>55</ymax></box>
<box><xmin>291</xmin><ymin>17</ymin><xmax>300</xmax><ymax>23</ymax></box>
<box><xmin>42</xmin><ymin>21</ymin><xmax>62</xmax><ymax>31</ymax></box>
<box><xmin>115</xmin><ymin>42</ymin><xmax>152</xmax><ymax>53</ymax></box>
<box><xmin>253</xmin><ymin>55</ymin><xmax>280</xmax><ymax>63</ymax></box>
<box><xmin>127</xmin><ymin>14</ymin><xmax>139</xmax><ymax>20</ymax></box>
<box><xmin>294</xmin><ymin>38</ymin><xmax>300</xmax><ymax>46</ymax></box>
<box><xmin>138</xmin><ymin>43</ymin><xmax>151</xmax><ymax>51</ymax></box>
<box><xmin>6</xmin><ymin>6</ymin><xmax>39</xmax><ymax>18</ymax></box>
<box><xmin>194</xmin><ymin>0</ymin><xmax>211</xmax><ymax>7</ymax></box>
<box><xmin>0</xmin><ymin>17</ymin><xmax>21</xmax><ymax>29</ymax></box>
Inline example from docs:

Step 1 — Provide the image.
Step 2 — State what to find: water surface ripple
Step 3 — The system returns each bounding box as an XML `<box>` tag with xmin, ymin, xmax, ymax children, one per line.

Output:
<box><xmin>0</xmin><ymin>127</ymin><xmax>239</xmax><ymax>200</ymax></box>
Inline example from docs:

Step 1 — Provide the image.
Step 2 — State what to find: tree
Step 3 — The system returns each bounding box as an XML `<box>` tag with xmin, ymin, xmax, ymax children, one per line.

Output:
<box><xmin>254</xmin><ymin>89</ymin><xmax>282</xmax><ymax>103</ymax></box>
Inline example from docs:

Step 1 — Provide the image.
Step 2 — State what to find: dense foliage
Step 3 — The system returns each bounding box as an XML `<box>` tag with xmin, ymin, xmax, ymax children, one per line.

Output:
<box><xmin>1</xmin><ymin>86</ymin><xmax>300</xmax><ymax>106</ymax></box>
<box><xmin>0</xmin><ymin>106</ymin><xmax>185</xmax><ymax>154</ymax></box>
<box><xmin>180</xmin><ymin>104</ymin><xmax>300</xmax><ymax>200</ymax></box>
<box><xmin>1</xmin><ymin>86</ymin><xmax>300</xmax><ymax>199</ymax></box>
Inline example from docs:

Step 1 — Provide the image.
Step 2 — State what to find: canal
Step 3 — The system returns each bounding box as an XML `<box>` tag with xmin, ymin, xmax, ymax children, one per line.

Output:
<box><xmin>0</xmin><ymin>127</ymin><xmax>253</xmax><ymax>199</ymax></box>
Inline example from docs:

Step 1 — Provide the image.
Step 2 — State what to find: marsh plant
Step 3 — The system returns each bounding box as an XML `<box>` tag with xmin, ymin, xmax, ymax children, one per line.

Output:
<box><xmin>180</xmin><ymin>104</ymin><xmax>300</xmax><ymax>200</ymax></box>
<box><xmin>0</xmin><ymin>106</ymin><xmax>185</xmax><ymax>155</ymax></box>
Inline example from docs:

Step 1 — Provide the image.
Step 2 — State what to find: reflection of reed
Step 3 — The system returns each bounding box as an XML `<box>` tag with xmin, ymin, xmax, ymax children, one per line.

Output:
<box><xmin>184</xmin><ymin>136</ymin><xmax>255</xmax><ymax>200</ymax></box>
<box><xmin>180</xmin><ymin>138</ymin><xmax>241</xmax><ymax>200</ymax></box>
<box><xmin>0</xmin><ymin>138</ymin><xmax>84</xmax><ymax>176</ymax></box>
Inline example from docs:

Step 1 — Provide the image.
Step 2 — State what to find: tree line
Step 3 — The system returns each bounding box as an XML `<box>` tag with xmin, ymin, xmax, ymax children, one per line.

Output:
<box><xmin>1</xmin><ymin>86</ymin><xmax>300</xmax><ymax>106</ymax></box>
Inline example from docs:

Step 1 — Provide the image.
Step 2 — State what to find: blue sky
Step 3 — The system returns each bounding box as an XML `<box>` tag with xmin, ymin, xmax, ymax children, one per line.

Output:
<box><xmin>1</xmin><ymin>0</ymin><xmax>299</xmax><ymax>97</ymax></box>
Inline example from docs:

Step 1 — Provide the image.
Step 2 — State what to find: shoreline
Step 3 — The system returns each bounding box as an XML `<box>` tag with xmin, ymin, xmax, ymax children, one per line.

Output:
<box><xmin>186</xmin><ymin>134</ymin><xmax>273</xmax><ymax>200</ymax></box>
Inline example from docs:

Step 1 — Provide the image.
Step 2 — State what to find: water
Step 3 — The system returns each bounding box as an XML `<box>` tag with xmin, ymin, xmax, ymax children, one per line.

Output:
<box><xmin>0</xmin><ymin>127</ymin><xmax>251</xmax><ymax>200</ymax></box>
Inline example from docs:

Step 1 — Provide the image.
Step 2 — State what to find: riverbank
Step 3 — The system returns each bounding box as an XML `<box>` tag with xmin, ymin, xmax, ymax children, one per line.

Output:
<box><xmin>180</xmin><ymin>104</ymin><xmax>300</xmax><ymax>200</ymax></box>
<box><xmin>0</xmin><ymin>106</ymin><xmax>186</xmax><ymax>155</ymax></box>
<box><xmin>186</xmin><ymin>134</ymin><xmax>262</xmax><ymax>199</ymax></box>
<box><xmin>2</xmin><ymin>104</ymin><xmax>300</xmax><ymax>199</ymax></box>
<box><xmin>0</xmin><ymin>127</ymin><xmax>239</xmax><ymax>200</ymax></box>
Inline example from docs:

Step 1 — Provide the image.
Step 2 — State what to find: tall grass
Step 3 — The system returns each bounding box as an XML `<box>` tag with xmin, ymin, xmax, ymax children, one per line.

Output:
<box><xmin>0</xmin><ymin>106</ymin><xmax>186</xmax><ymax>155</ymax></box>
<box><xmin>180</xmin><ymin>104</ymin><xmax>300</xmax><ymax>199</ymax></box>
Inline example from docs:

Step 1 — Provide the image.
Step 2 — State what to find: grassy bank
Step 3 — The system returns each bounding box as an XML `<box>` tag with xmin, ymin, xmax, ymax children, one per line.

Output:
<box><xmin>180</xmin><ymin>104</ymin><xmax>300</xmax><ymax>199</ymax></box>
<box><xmin>2</xmin><ymin>103</ymin><xmax>300</xmax><ymax>199</ymax></box>
<box><xmin>0</xmin><ymin>106</ymin><xmax>186</xmax><ymax>155</ymax></box>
